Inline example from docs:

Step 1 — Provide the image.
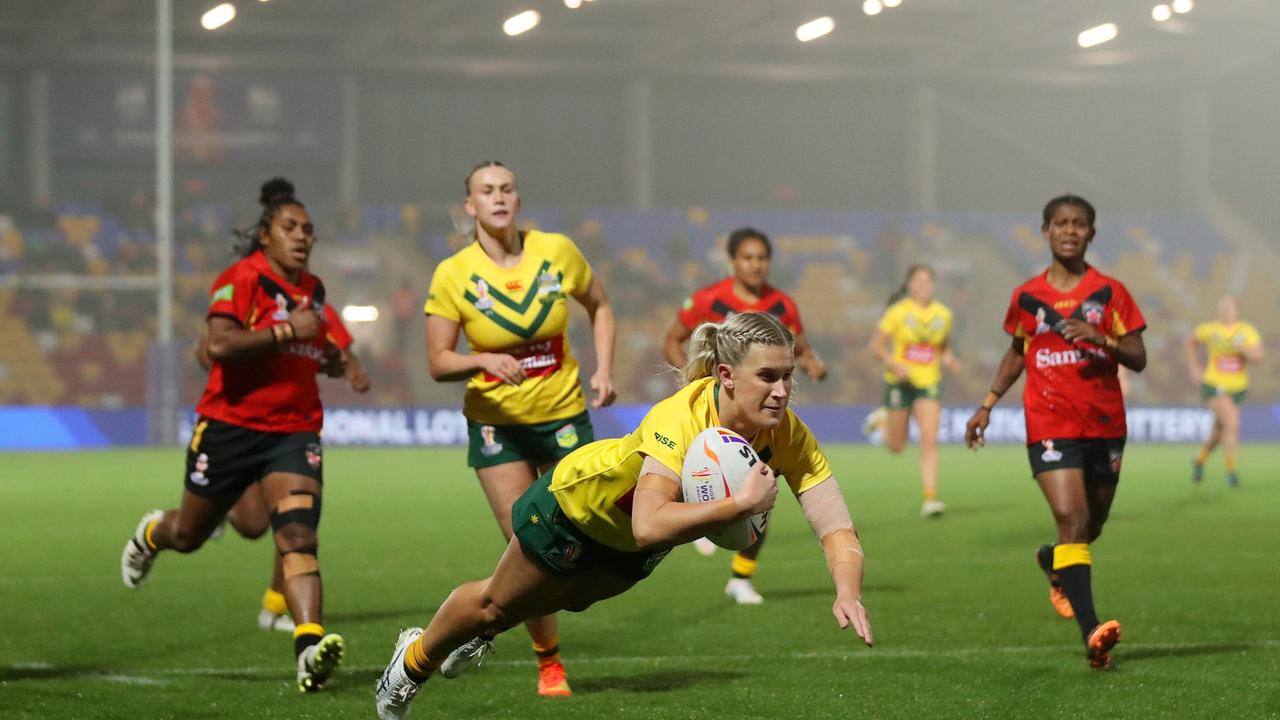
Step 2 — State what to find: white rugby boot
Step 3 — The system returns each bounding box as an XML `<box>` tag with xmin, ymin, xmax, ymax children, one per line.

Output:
<box><xmin>121</xmin><ymin>509</ymin><xmax>163</xmax><ymax>589</ymax></box>
<box><xmin>375</xmin><ymin>627</ymin><xmax>426</xmax><ymax>720</ymax></box>
<box><xmin>440</xmin><ymin>635</ymin><xmax>496</xmax><ymax>679</ymax></box>
<box><xmin>296</xmin><ymin>633</ymin><xmax>344</xmax><ymax>692</ymax></box>
<box><xmin>724</xmin><ymin>578</ymin><xmax>764</xmax><ymax>605</ymax></box>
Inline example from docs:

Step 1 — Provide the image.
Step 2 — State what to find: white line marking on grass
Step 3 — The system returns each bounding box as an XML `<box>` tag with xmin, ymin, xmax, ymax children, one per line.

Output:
<box><xmin>29</xmin><ymin>639</ymin><xmax>1263</xmax><ymax>681</ymax></box>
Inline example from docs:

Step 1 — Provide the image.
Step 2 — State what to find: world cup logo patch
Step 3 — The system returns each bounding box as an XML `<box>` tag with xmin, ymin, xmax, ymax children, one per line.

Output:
<box><xmin>305</xmin><ymin>443</ymin><xmax>323</xmax><ymax>470</ymax></box>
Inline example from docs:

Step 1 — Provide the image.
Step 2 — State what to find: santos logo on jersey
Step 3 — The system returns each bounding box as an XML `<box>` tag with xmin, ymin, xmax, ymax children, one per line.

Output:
<box><xmin>1034</xmin><ymin>345</ymin><xmax>1108</xmax><ymax>369</ymax></box>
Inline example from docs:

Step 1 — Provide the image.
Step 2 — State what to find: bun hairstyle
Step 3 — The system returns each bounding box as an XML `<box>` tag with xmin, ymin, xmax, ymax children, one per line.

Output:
<box><xmin>885</xmin><ymin>264</ymin><xmax>934</xmax><ymax>308</ymax></box>
<box><xmin>234</xmin><ymin>176</ymin><xmax>305</xmax><ymax>257</ymax></box>
<box><xmin>682</xmin><ymin>311</ymin><xmax>794</xmax><ymax>386</ymax></box>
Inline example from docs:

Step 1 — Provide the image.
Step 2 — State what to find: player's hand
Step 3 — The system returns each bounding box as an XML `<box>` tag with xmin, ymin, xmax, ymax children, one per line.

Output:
<box><xmin>319</xmin><ymin>344</ymin><xmax>347</xmax><ymax>378</ymax></box>
<box><xmin>944</xmin><ymin>355</ymin><xmax>962</xmax><ymax>373</ymax></box>
<box><xmin>590</xmin><ymin>370</ymin><xmax>616</xmax><ymax>408</ymax></box>
<box><xmin>1059</xmin><ymin>318</ymin><xmax>1103</xmax><ymax>346</ymax></box>
<box><xmin>804</xmin><ymin>357</ymin><xmax>829</xmax><ymax>382</ymax></box>
<box><xmin>479</xmin><ymin>353</ymin><xmax>526</xmax><ymax>386</ymax></box>
<box><xmin>733</xmin><ymin>462</ymin><xmax>778</xmax><ymax>517</ymax></box>
<box><xmin>287</xmin><ymin>299</ymin><xmax>322</xmax><ymax>341</ymax></box>
<box><xmin>832</xmin><ymin>595</ymin><xmax>873</xmax><ymax>647</ymax></box>
<box><xmin>1187</xmin><ymin>367</ymin><xmax>1202</xmax><ymax>384</ymax></box>
<box><xmin>889</xmin><ymin>362</ymin><xmax>911</xmax><ymax>381</ymax></box>
<box><xmin>345</xmin><ymin>356</ymin><xmax>370</xmax><ymax>393</ymax></box>
<box><xmin>964</xmin><ymin>408</ymin><xmax>990</xmax><ymax>450</ymax></box>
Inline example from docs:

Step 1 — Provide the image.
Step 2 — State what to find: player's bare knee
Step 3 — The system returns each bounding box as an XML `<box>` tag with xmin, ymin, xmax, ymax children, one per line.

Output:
<box><xmin>268</xmin><ymin>490</ymin><xmax>321</xmax><ymax>552</ymax></box>
<box><xmin>885</xmin><ymin>438</ymin><xmax>907</xmax><ymax>454</ymax></box>
<box><xmin>1052</xmin><ymin>508</ymin><xmax>1089</xmax><ymax>542</ymax></box>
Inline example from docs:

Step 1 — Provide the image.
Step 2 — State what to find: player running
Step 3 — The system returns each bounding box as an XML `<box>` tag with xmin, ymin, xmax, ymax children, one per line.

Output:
<box><xmin>662</xmin><ymin>226</ymin><xmax>826</xmax><ymax>604</ymax></box>
<box><xmin>422</xmin><ymin>160</ymin><xmax>616</xmax><ymax>697</ymax></box>
<box><xmin>965</xmin><ymin>194</ymin><xmax>1147</xmax><ymax>670</ymax></box>
<box><xmin>120</xmin><ymin>178</ymin><xmax>346</xmax><ymax>691</ymax></box>
<box><xmin>1187</xmin><ymin>295</ymin><xmax>1263</xmax><ymax>487</ymax></box>
<box><xmin>868</xmin><ymin>265</ymin><xmax>960</xmax><ymax>517</ymax></box>
<box><xmin>196</xmin><ymin>302</ymin><xmax>368</xmax><ymax>633</ymax></box>
<box><xmin>375</xmin><ymin>312</ymin><xmax>871</xmax><ymax>720</ymax></box>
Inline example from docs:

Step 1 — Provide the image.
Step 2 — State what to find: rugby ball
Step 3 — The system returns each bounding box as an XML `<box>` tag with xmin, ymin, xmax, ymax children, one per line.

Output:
<box><xmin>680</xmin><ymin>427</ymin><xmax>770</xmax><ymax>551</ymax></box>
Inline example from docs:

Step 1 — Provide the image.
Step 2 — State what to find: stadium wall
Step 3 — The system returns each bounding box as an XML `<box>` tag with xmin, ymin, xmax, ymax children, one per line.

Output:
<box><xmin>2</xmin><ymin>405</ymin><xmax>1279</xmax><ymax>451</ymax></box>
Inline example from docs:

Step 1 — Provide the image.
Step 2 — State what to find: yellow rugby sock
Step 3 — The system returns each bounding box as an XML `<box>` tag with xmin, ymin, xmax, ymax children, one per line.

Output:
<box><xmin>1052</xmin><ymin>544</ymin><xmax>1099</xmax><ymax>642</ymax></box>
<box><xmin>293</xmin><ymin>623</ymin><xmax>324</xmax><ymax>657</ymax></box>
<box><xmin>144</xmin><ymin>519</ymin><xmax>160</xmax><ymax>551</ymax></box>
<box><xmin>404</xmin><ymin>636</ymin><xmax>438</xmax><ymax>681</ymax></box>
<box><xmin>263</xmin><ymin>588</ymin><xmax>289</xmax><ymax>616</ymax></box>
<box><xmin>1195</xmin><ymin>448</ymin><xmax>1210</xmax><ymax>465</ymax></box>
<box><xmin>731</xmin><ymin>554</ymin><xmax>758</xmax><ymax>579</ymax></box>
<box><xmin>1225</xmin><ymin>455</ymin><xmax>1237</xmax><ymax>472</ymax></box>
<box><xmin>533</xmin><ymin>637</ymin><xmax>561</xmax><ymax>667</ymax></box>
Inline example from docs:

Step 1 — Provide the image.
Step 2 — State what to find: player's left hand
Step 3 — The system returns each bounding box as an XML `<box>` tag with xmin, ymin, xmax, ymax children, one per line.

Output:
<box><xmin>833</xmin><ymin>595</ymin><xmax>873</xmax><ymax>647</ymax></box>
<box><xmin>804</xmin><ymin>357</ymin><xmax>829</xmax><ymax>382</ymax></box>
<box><xmin>590</xmin><ymin>371</ymin><xmax>616</xmax><ymax>408</ymax></box>
<box><xmin>319</xmin><ymin>344</ymin><xmax>347</xmax><ymax>378</ymax></box>
<box><xmin>1059</xmin><ymin>318</ymin><xmax>1104</xmax><ymax>346</ymax></box>
<box><xmin>345</xmin><ymin>357</ymin><xmax>370</xmax><ymax>393</ymax></box>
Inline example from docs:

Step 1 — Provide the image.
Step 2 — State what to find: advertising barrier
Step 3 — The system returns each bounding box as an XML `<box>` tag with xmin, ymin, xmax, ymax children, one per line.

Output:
<box><xmin>3</xmin><ymin>404</ymin><xmax>1279</xmax><ymax>451</ymax></box>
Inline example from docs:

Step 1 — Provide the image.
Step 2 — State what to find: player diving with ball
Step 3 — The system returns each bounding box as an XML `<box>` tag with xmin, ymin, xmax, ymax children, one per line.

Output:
<box><xmin>376</xmin><ymin>312</ymin><xmax>872</xmax><ymax>719</ymax></box>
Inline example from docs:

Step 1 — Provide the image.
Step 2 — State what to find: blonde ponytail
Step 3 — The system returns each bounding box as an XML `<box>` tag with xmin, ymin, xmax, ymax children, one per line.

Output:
<box><xmin>681</xmin><ymin>312</ymin><xmax>794</xmax><ymax>385</ymax></box>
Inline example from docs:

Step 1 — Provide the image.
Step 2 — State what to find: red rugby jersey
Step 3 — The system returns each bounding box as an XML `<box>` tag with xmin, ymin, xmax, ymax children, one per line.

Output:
<box><xmin>323</xmin><ymin>303</ymin><xmax>353</xmax><ymax>350</ymax></box>
<box><xmin>196</xmin><ymin>251</ymin><xmax>329</xmax><ymax>432</ymax></box>
<box><xmin>1003</xmin><ymin>266</ymin><xmax>1146</xmax><ymax>443</ymax></box>
<box><xmin>677</xmin><ymin>277</ymin><xmax>805</xmax><ymax>334</ymax></box>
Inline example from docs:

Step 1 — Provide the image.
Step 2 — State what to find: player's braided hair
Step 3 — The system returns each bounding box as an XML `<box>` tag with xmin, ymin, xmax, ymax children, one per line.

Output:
<box><xmin>682</xmin><ymin>312</ymin><xmax>794</xmax><ymax>385</ymax></box>
<box><xmin>233</xmin><ymin>177</ymin><xmax>305</xmax><ymax>257</ymax></box>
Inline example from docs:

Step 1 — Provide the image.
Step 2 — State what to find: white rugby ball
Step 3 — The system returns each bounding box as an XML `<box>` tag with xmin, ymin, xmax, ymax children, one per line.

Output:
<box><xmin>680</xmin><ymin>426</ymin><xmax>769</xmax><ymax>551</ymax></box>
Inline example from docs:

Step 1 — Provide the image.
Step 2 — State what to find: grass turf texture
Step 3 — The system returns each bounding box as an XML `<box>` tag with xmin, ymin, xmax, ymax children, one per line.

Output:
<box><xmin>1</xmin><ymin>444</ymin><xmax>1276</xmax><ymax>719</ymax></box>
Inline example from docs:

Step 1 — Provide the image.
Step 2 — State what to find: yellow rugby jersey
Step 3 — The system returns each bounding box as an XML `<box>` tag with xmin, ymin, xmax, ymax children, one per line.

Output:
<box><xmin>425</xmin><ymin>230</ymin><xmax>593</xmax><ymax>425</ymax></box>
<box><xmin>877</xmin><ymin>299</ymin><xmax>953</xmax><ymax>387</ymax></box>
<box><xmin>1195</xmin><ymin>320</ymin><xmax>1261</xmax><ymax>393</ymax></box>
<box><xmin>549</xmin><ymin>377</ymin><xmax>833</xmax><ymax>552</ymax></box>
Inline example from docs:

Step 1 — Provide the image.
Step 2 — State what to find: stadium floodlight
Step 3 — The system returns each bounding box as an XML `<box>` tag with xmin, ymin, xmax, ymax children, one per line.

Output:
<box><xmin>503</xmin><ymin>10</ymin><xmax>540</xmax><ymax>36</ymax></box>
<box><xmin>200</xmin><ymin>3</ymin><xmax>236</xmax><ymax>30</ymax></box>
<box><xmin>796</xmin><ymin>16</ymin><xmax>835</xmax><ymax>42</ymax></box>
<box><xmin>1152</xmin><ymin>4</ymin><xmax>1172</xmax><ymax>22</ymax></box>
<box><xmin>863</xmin><ymin>0</ymin><xmax>883</xmax><ymax>16</ymax></box>
<box><xmin>565</xmin><ymin>0</ymin><xmax>582</xmax><ymax>8</ymax></box>
<box><xmin>1171</xmin><ymin>0</ymin><xmax>1193</xmax><ymax>13</ymax></box>
<box><xmin>1077</xmin><ymin>22</ymin><xmax>1118</xmax><ymax>48</ymax></box>
<box><xmin>342</xmin><ymin>305</ymin><xmax>379</xmax><ymax>323</ymax></box>
<box><xmin>883</xmin><ymin>0</ymin><xmax>902</xmax><ymax>7</ymax></box>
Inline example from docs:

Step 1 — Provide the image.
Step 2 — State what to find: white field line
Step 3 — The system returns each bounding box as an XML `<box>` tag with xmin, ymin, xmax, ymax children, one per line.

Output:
<box><xmin>10</xmin><ymin>639</ymin><xmax>1276</xmax><ymax>683</ymax></box>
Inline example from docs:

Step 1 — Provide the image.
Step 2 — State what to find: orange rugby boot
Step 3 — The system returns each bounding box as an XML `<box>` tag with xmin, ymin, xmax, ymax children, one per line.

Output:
<box><xmin>537</xmin><ymin>660</ymin><xmax>572</xmax><ymax>697</ymax></box>
<box><xmin>1086</xmin><ymin>620</ymin><xmax>1122</xmax><ymax>670</ymax></box>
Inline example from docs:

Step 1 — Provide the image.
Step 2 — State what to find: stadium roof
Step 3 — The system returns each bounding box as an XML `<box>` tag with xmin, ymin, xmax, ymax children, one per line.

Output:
<box><xmin>0</xmin><ymin>0</ymin><xmax>1277</xmax><ymax>85</ymax></box>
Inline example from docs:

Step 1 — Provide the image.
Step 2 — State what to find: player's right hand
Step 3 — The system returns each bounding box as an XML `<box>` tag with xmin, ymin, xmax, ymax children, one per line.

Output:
<box><xmin>479</xmin><ymin>353</ymin><xmax>526</xmax><ymax>386</ymax></box>
<box><xmin>890</xmin><ymin>362</ymin><xmax>911</xmax><ymax>381</ymax></box>
<box><xmin>964</xmin><ymin>410</ymin><xmax>989</xmax><ymax>450</ymax></box>
<box><xmin>734</xmin><ymin>463</ymin><xmax>778</xmax><ymax>517</ymax></box>
<box><xmin>288</xmin><ymin>302</ymin><xmax>322</xmax><ymax>341</ymax></box>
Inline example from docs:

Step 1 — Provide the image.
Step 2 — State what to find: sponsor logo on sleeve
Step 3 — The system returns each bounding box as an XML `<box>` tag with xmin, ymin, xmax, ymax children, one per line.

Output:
<box><xmin>209</xmin><ymin>283</ymin><xmax>234</xmax><ymax>306</ymax></box>
<box><xmin>653</xmin><ymin>432</ymin><xmax>676</xmax><ymax>450</ymax></box>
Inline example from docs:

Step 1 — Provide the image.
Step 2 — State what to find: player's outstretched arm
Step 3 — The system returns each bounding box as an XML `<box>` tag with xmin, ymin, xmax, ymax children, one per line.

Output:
<box><xmin>799</xmin><ymin>478</ymin><xmax>872</xmax><ymax>647</ymax></box>
<box><xmin>965</xmin><ymin>335</ymin><xmax>1025</xmax><ymax>449</ymax></box>
<box><xmin>631</xmin><ymin>458</ymin><xmax>777</xmax><ymax>550</ymax></box>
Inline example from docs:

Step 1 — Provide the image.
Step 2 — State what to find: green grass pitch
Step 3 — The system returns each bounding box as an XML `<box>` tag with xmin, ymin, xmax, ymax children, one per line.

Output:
<box><xmin>1</xmin><ymin>443</ymin><xmax>1276</xmax><ymax>719</ymax></box>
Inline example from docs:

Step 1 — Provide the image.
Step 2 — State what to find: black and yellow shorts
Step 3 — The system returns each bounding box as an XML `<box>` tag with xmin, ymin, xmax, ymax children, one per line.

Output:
<box><xmin>883</xmin><ymin>381</ymin><xmax>940</xmax><ymax>410</ymax></box>
<box><xmin>466</xmin><ymin>411</ymin><xmax>594</xmax><ymax>469</ymax></box>
<box><xmin>1200</xmin><ymin>383</ymin><xmax>1245</xmax><ymax>405</ymax></box>
<box><xmin>1026</xmin><ymin>437</ymin><xmax>1126</xmax><ymax>487</ymax></box>
<box><xmin>184</xmin><ymin>417</ymin><xmax>323</xmax><ymax>497</ymax></box>
<box><xmin>511</xmin><ymin>468</ymin><xmax>670</xmax><ymax>582</ymax></box>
